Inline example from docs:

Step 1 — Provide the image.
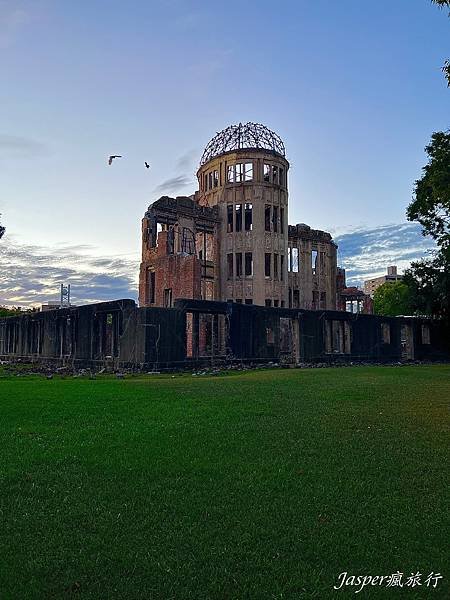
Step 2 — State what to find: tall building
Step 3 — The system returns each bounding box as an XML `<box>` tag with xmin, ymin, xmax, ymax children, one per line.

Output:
<box><xmin>363</xmin><ymin>266</ymin><xmax>403</xmax><ymax>297</ymax></box>
<box><xmin>139</xmin><ymin>122</ymin><xmax>337</xmax><ymax>309</ymax></box>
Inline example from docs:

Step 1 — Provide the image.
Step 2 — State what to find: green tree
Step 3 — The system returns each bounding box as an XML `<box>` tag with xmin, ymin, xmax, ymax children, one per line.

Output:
<box><xmin>443</xmin><ymin>60</ymin><xmax>450</xmax><ymax>87</ymax></box>
<box><xmin>0</xmin><ymin>306</ymin><xmax>37</xmax><ymax>317</ymax></box>
<box><xmin>407</xmin><ymin>131</ymin><xmax>450</xmax><ymax>248</ymax></box>
<box><xmin>373</xmin><ymin>281</ymin><xmax>413</xmax><ymax>316</ymax></box>
<box><xmin>405</xmin><ymin>131</ymin><xmax>450</xmax><ymax>321</ymax></box>
<box><xmin>403</xmin><ymin>249</ymin><xmax>450</xmax><ymax>320</ymax></box>
<box><xmin>0</xmin><ymin>307</ymin><xmax>21</xmax><ymax>318</ymax></box>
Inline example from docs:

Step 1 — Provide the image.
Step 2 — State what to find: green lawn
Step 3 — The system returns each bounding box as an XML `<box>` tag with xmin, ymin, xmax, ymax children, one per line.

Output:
<box><xmin>0</xmin><ymin>365</ymin><xmax>448</xmax><ymax>599</ymax></box>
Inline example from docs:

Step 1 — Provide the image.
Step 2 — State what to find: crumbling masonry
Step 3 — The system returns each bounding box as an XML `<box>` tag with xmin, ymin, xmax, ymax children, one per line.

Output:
<box><xmin>0</xmin><ymin>299</ymin><xmax>448</xmax><ymax>369</ymax></box>
<box><xmin>139</xmin><ymin>123</ymin><xmax>337</xmax><ymax>310</ymax></box>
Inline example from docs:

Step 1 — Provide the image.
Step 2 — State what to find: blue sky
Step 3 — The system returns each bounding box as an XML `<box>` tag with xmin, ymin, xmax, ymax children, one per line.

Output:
<box><xmin>0</xmin><ymin>0</ymin><xmax>448</xmax><ymax>305</ymax></box>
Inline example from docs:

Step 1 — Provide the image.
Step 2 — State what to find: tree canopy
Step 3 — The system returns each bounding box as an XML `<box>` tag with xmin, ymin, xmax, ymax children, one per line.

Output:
<box><xmin>403</xmin><ymin>249</ymin><xmax>450</xmax><ymax>321</ymax></box>
<box><xmin>407</xmin><ymin>131</ymin><xmax>450</xmax><ymax>249</ymax></box>
<box><xmin>402</xmin><ymin>5</ymin><xmax>450</xmax><ymax>322</ymax></box>
<box><xmin>0</xmin><ymin>307</ymin><xmax>22</xmax><ymax>318</ymax></box>
<box><xmin>373</xmin><ymin>281</ymin><xmax>413</xmax><ymax>317</ymax></box>
<box><xmin>405</xmin><ymin>131</ymin><xmax>450</xmax><ymax>321</ymax></box>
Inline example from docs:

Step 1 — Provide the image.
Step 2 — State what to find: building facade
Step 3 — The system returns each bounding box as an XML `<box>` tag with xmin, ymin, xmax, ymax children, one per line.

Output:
<box><xmin>139</xmin><ymin>123</ymin><xmax>337</xmax><ymax>310</ymax></box>
<box><xmin>364</xmin><ymin>266</ymin><xmax>403</xmax><ymax>297</ymax></box>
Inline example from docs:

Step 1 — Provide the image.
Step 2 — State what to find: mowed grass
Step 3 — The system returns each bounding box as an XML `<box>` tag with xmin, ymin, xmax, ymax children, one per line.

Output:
<box><xmin>0</xmin><ymin>366</ymin><xmax>449</xmax><ymax>600</ymax></box>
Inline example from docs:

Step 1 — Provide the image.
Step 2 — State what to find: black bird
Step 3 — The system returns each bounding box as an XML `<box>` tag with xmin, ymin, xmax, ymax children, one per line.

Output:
<box><xmin>145</xmin><ymin>161</ymin><xmax>150</xmax><ymax>169</ymax></box>
<box><xmin>108</xmin><ymin>155</ymin><xmax>122</xmax><ymax>165</ymax></box>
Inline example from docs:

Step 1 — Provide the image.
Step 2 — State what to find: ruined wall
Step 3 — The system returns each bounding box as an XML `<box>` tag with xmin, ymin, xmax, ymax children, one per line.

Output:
<box><xmin>0</xmin><ymin>300</ymin><xmax>137</xmax><ymax>366</ymax></box>
<box><xmin>0</xmin><ymin>300</ymin><xmax>185</xmax><ymax>369</ymax></box>
<box><xmin>150</xmin><ymin>231</ymin><xmax>201</xmax><ymax>307</ymax></box>
<box><xmin>1</xmin><ymin>299</ymin><xmax>447</xmax><ymax>369</ymax></box>
<box><xmin>135</xmin><ymin>307</ymin><xmax>186</xmax><ymax>366</ymax></box>
<box><xmin>138</xmin><ymin>196</ymin><xmax>219</xmax><ymax>307</ymax></box>
<box><xmin>287</xmin><ymin>225</ymin><xmax>337</xmax><ymax>311</ymax></box>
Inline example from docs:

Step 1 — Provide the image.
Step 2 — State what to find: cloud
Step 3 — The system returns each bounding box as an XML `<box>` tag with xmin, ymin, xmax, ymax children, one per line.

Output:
<box><xmin>0</xmin><ymin>134</ymin><xmax>48</xmax><ymax>159</ymax></box>
<box><xmin>0</xmin><ymin>222</ymin><xmax>435</xmax><ymax>307</ymax></box>
<box><xmin>0</xmin><ymin>238</ymin><xmax>139</xmax><ymax>307</ymax></box>
<box><xmin>335</xmin><ymin>222</ymin><xmax>435</xmax><ymax>286</ymax></box>
<box><xmin>175</xmin><ymin>149</ymin><xmax>198</xmax><ymax>172</ymax></box>
<box><xmin>153</xmin><ymin>174</ymin><xmax>195</xmax><ymax>196</ymax></box>
<box><xmin>151</xmin><ymin>151</ymin><xmax>199</xmax><ymax>198</ymax></box>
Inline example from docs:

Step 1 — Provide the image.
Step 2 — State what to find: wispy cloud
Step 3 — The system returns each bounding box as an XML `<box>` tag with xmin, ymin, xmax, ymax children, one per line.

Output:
<box><xmin>0</xmin><ymin>237</ymin><xmax>139</xmax><ymax>307</ymax></box>
<box><xmin>175</xmin><ymin>149</ymin><xmax>198</xmax><ymax>172</ymax></box>
<box><xmin>335</xmin><ymin>222</ymin><xmax>435</xmax><ymax>286</ymax></box>
<box><xmin>153</xmin><ymin>174</ymin><xmax>195</xmax><ymax>196</ymax></box>
<box><xmin>0</xmin><ymin>134</ymin><xmax>48</xmax><ymax>159</ymax></box>
<box><xmin>152</xmin><ymin>151</ymin><xmax>199</xmax><ymax>197</ymax></box>
<box><xmin>0</xmin><ymin>223</ymin><xmax>434</xmax><ymax>307</ymax></box>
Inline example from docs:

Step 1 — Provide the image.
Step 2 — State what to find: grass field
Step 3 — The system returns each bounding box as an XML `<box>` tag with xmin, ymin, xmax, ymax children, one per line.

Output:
<box><xmin>0</xmin><ymin>365</ymin><xmax>449</xmax><ymax>599</ymax></box>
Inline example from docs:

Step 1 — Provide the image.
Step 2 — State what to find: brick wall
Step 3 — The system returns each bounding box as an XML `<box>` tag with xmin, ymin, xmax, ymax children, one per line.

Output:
<box><xmin>153</xmin><ymin>232</ymin><xmax>201</xmax><ymax>306</ymax></box>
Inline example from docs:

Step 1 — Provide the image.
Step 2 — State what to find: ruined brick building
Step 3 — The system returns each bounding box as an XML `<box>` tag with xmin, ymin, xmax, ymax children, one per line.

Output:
<box><xmin>1</xmin><ymin>124</ymin><xmax>447</xmax><ymax>367</ymax></box>
<box><xmin>139</xmin><ymin>123</ymin><xmax>337</xmax><ymax>310</ymax></box>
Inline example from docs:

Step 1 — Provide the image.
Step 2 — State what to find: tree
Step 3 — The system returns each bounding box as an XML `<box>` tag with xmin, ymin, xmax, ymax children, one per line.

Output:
<box><xmin>0</xmin><ymin>307</ymin><xmax>21</xmax><ymax>318</ymax></box>
<box><xmin>407</xmin><ymin>131</ymin><xmax>450</xmax><ymax>248</ymax></box>
<box><xmin>443</xmin><ymin>60</ymin><xmax>450</xmax><ymax>87</ymax></box>
<box><xmin>373</xmin><ymin>281</ymin><xmax>413</xmax><ymax>316</ymax></box>
<box><xmin>403</xmin><ymin>248</ymin><xmax>450</xmax><ymax>320</ymax></box>
<box><xmin>405</xmin><ymin>131</ymin><xmax>450</xmax><ymax>321</ymax></box>
<box><xmin>0</xmin><ymin>306</ymin><xmax>37</xmax><ymax>317</ymax></box>
<box><xmin>431</xmin><ymin>0</ymin><xmax>450</xmax><ymax>86</ymax></box>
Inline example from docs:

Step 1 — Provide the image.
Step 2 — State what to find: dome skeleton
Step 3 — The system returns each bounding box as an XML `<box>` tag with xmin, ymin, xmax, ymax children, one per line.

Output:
<box><xmin>200</xmin><ymin>122</ymin><xmax>285</xmax><ymax>166</ymax></box>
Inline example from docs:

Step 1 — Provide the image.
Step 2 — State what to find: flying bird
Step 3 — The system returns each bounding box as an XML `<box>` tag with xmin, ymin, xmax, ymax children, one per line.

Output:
<box><xmin>108</xmin><ymin>155</ymin><xmax>122</xmax><ymax>165</ymax></box>
<box><xmin>145</xmin><ymin>162</ymin><xmax>150</xmax><ymax>169</ymax></box>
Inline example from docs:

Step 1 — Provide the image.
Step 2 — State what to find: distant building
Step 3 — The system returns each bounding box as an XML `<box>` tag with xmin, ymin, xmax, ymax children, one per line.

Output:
<box><xmin>41</xmin><ymin>301</ymin><xmax>76</xmax><ymax>312</ymax></box>
<box><xmin>364</xmin><ymin>266</ymin><xmax>403</xmax><ymax>297</ymax></box>
<box><xmin>336</xmin><ymin>268</ymin><xmax>373</xmax><ymax>314</ymax></box>
<box><xmin>41</xmin><ymin>301</ymin><xmax>62</xmax><ymax>312</ymax></box>
<box><xmin>338</xmin><ymin>287</ymin><xmax>373</xmax><ymax>314</ymax></box>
